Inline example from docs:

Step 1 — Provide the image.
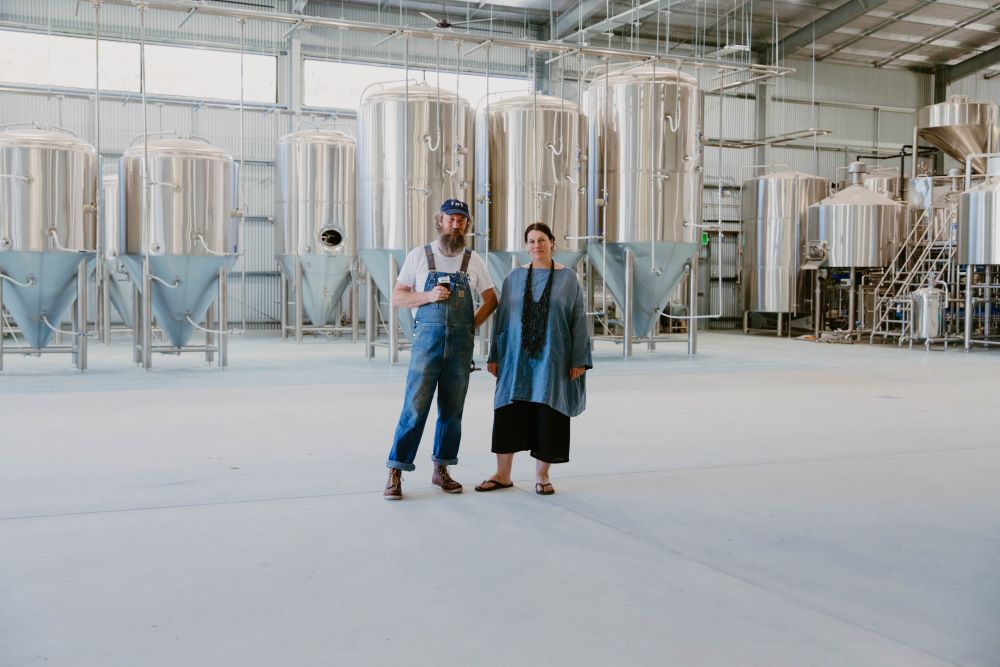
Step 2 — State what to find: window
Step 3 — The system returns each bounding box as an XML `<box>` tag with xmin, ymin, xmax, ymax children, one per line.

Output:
<box><xmin>304</xmin><ymin>59</ymin><xmax>529</xmax><ymax>111</ymax></box>
<box><xmin>144</xmin><ymin>44</ymin><xmax>276</xmax><ymax>103</ymax></box>
<box><xmin>0</xmin><ymin>29</ymin><xmax>276</xmax><ymax>103</ymax></box>
<box><xmin>0</xmin><ymin>30</ymin><xmax>139</xmax><ymax>92</ymax></box>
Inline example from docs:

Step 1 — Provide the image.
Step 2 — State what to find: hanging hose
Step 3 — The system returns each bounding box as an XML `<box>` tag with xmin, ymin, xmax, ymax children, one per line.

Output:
<box><xmin>48</xmin><ymin>228</ymin><xmax>95</xmax><ymax>253</ymax></box>
<box><xmin>185</xmin><ymin>314</ymin><xmax>231</xmax><ymax>335</ymax></box>
<box><xmin>0</xmin><ymin>274</ymin><xmax>36</xmax><ymax>288</ymax></box>
<box><xmin>424</xmin><ymin>39</ymin><xmax>442</xmax><ymax>153</ymax></box>
<box><xmin>41</xmin><ymin>315</ymin><xmax>88</xmax><ymax>337</ymax></box>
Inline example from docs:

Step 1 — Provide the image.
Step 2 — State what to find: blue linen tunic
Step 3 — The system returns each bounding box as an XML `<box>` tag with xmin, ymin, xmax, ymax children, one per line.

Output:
<box><xmin>488</xmin><ymin>267</ymin><xmax>593</xmax><ymax>417</ymax></box>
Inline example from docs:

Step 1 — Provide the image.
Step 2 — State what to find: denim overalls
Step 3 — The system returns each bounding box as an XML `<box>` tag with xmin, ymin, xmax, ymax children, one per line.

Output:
<box><xmin>387</xmin><ymin>246</ymin><xmax>476</xmax><ymax>471</ymax></box>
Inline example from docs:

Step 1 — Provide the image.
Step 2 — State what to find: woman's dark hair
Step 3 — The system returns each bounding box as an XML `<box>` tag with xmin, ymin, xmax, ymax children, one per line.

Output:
<box><xmin>524</xmin><ymin>222</ymin><xmax>556</xmax><ymax>243</ymax></box>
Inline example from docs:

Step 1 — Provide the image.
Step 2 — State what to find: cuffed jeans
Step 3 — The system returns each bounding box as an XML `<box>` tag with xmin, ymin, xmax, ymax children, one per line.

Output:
<box><xmin>386</xmin><ymin>322</ymin><xmax>475</xmax><ymax>471</ymax></box>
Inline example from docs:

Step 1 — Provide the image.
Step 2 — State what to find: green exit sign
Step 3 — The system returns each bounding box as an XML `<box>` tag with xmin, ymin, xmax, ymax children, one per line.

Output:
<box><xmin>700</xmin><ymin>231</ymin><xmax>709</xmax><ymax>246</ymax></box>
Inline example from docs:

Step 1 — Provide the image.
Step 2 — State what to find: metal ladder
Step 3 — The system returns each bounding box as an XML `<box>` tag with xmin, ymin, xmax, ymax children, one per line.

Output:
<box><xmin>870</xmin><ymin>204</ymin><xmax>958</xmax><ymax>343</ymax></box>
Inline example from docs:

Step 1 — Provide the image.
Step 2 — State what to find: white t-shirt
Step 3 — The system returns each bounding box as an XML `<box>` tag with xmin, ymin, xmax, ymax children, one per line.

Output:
<box><xmin>396</xmin><ymin>241</ymin><xmax>494</xmax><ymax>317</ymax></box>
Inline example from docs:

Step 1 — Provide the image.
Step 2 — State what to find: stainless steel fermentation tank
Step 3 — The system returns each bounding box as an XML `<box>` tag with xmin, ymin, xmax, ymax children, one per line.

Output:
<box><xmin>0</xmin><ymin>126</ymin><xmax>96</xmax><ymax>370</ymax></box>
<box><xmin>476</xmin><ymin>94</ymin><xmax>587</xmax><ymax>290</ymax></box>
<box><xmin>807</xmin><ymin>162</ymin><xmax>903</xmax><ymax>335</ymax></box>
<box><xmin>741</xmin><ymin>171</ymin><xmax>829</xmax><ymax>318</ymax></box>
<box><xmin>119</xmin><ymin>136</ymin><xmax>239</xmax><ymax>368</ymax></box>
<box><xmin>958</xmin><ymin>169</ymin><xmax>1000</xmax><ymax>349</ymax></box>
<box><xmin>585</xmin><ymin>65</ymin><xmax>702</xmax><ymax>354</ymax></box>
<box><xmin>275</xmin><ymin>128</ymin><xmax>357</xmax><ymax>341</ymax></box>
<box><xmin>917</xmin><ymin>96</ymin><xmax>999</xmax><ymax>175</ymax></box>
<box><xmin>357</xmin><ymin>82</ymin><xmax>474</xmax><ymax>360</ymax></box>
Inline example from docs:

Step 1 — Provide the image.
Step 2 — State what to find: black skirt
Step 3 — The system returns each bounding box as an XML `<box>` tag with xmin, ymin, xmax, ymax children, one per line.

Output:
<box><xmin>491</xmin><ymin>400</ymin><xmax>570</xmax><ymax>464</ymax></box>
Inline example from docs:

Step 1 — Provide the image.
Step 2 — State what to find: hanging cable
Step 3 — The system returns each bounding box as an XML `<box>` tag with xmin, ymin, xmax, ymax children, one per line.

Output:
<box><xmin>237</xmin><ymin>17</ymin><xmax>248</xmax><ymax>335</ymax></box>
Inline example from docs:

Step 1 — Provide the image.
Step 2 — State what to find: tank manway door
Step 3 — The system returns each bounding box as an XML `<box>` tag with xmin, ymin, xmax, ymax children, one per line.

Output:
<box><xmin>319</xmin><ymin>227</ymin><xmax>343</xmax><ymax>248</ymax></box>
<box><xmin>801</xmin><ymin>242</ymin><xmax>828</xmax><ymax>270</ymax></box>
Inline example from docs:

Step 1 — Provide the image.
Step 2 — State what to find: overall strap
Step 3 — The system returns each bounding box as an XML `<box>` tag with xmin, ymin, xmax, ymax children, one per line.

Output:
<box><xmin>423</xmin><ymin>244</ymin><xmax>436</xmax><ymax>272</ymax></box>
<box><xmin>459</xmin><ymin>249</ymin><xmax>472</xmax><ymax>273</ymax></box>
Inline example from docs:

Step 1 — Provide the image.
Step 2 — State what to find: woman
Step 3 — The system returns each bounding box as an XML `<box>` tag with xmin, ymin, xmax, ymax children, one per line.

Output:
<box><xmin>476</xmin><ymin>223</ymin><xmax>592</xmax><ymax>495</ymax></box>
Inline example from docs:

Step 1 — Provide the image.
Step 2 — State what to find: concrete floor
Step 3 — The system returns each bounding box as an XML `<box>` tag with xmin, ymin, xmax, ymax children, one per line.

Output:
<box><xmin>1</xmin><ymin>331</ymin><xmax>998</xmax><ymax>666</ymax></box>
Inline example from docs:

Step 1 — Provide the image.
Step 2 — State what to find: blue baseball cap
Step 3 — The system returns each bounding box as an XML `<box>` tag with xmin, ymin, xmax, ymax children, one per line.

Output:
<box><xmin>440</xmin><ymin>198</ymin><xmax>470</xmax><ymax>218</ymax></box>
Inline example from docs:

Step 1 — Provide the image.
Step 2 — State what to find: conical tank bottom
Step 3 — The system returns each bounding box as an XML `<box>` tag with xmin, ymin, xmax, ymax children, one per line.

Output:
<box><xmin>0</xmin><ymin>251</ymin><xmax>93</xmax><ymax>348</ymax></box>
<box><xmin>277</xmin><ymin>255</ymin><xmax>354</xmax><ymax>327</ymax></box>
<box><xmin>105</xmin><ymin>259</ymin><xmax>134</xmax><ymax>328</ymax></box>
<box><xmin>920</xmin><ymin>125</ymin><xmax>998</xmax><ymax>174</ymax></box>
<box><xmin>121</xmin><ymin>254</ymin><xmax>238</xmax><ymax>348</ymax></box>
<box><xmin>588</xmin><ymin>242</ymin><xmax>698</xmax><ymax>337</ymax></box>
<box><xmin>359</xmin><ymin>249</ymin><xmax>414</xmax><ymax>340</ymax></box>
<box><xmin>486</xmin><ymin>250</ymin><xmax>584</xmax><ymax>295</ymax></box>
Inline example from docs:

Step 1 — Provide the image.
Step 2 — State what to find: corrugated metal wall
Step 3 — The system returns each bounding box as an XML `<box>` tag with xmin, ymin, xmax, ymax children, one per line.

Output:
<box><xmin>1</xmin><ymin>0</ymin><xmax>937</xmax><ymax>329</ymax></box>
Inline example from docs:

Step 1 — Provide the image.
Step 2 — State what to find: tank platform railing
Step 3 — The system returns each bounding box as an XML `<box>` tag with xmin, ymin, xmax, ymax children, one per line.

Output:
<box><xmin>0</xmin><ymin>259</ymin><xmax>90</xmax><ymax>372</ymax></box>
<box><xmin>871</xmin><ymin>203</ymin><xmax>959</xmax><ymax>344</ymax></box>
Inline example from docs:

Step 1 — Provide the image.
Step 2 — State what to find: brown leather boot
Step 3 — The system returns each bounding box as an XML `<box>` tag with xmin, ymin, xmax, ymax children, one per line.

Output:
<box><xmin>431</xmin><ymin>465</ymin><xmax>463</xmax><ymax>494</ymax></box>
<box><xmin>384</xmin><ymin>469</ymin><xmax>403</xmax><ymax>500</ymax></box>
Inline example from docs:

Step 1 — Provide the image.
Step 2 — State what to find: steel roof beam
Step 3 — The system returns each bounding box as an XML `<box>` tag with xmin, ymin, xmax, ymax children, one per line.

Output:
<box><xmin>937</xmin><ymin>41</ymin><xmax>1000</xmax><ymax>87</ymax></box>
<box><xmin>873</xmin><ymin>1</ymin><xmax>1000</xmax><ymax>68</ymax></box>
<box><xmin>760</xmin><ymin>0</ymin><xmax>888</xmax><ymax>63</ymax></box>
<box><xmin>815</xmin><ymin>0</ymin><xmax>932</xmax><ymax>61</ymax></box>
<box><xmin>553</xmin><ymin>0</ymin><xmax>606</xmax><ymax>40</ymax></box>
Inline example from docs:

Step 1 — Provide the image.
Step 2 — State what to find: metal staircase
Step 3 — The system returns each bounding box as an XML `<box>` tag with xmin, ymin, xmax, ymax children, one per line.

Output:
<box><xmin>870</xmin><ymin>203</ymin><xmax>958</xmax><ymax>344</ymax></box>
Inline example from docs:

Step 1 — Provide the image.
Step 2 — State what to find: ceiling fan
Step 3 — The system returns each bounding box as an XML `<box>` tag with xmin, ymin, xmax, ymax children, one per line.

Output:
<box><xmin>418</xmin><ymin>2</ymin><xmax>512</xmax><ymax>34</ymax></box>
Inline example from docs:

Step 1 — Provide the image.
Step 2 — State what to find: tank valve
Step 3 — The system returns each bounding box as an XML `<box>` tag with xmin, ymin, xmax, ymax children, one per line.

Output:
<box><xmin>0</xmin><ymin>238</ymin><xmax>9</xmax><ymax>249</ymax></box>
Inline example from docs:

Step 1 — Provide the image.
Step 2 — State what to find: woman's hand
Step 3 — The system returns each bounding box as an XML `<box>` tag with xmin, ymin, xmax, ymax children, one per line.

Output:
<box><xmin>487</xmin><ymin>362</ymin><xmax>498</xmax><ymax>377</ymax></box>
<box><xmin>569</xmin><ymin>366</ymin><xmax>587</xmax><ymax>380</ymax></box>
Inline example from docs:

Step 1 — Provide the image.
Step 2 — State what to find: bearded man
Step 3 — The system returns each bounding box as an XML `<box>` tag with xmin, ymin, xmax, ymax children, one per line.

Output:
<box><xmin>383</xmin><ymin>199</ymin><xmax>498</xmax><ymax>500</ymax></box>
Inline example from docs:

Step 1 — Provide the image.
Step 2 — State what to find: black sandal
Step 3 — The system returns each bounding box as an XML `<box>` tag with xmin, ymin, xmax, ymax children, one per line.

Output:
<box><xmin>475</xmin><ymin>479</ymin><xmax>514</xmax><ymax>492</ymax></box>
<box><xmin>535</xmin><ymin>482</ymin><xmax>555</xmax><ymax>495</ymax></box>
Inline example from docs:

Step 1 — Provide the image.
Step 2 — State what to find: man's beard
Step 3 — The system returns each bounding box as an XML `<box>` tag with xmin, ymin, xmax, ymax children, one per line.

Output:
<box><xmin>439</xmin><ymin>229</ymin><xmax>466</xmax><ymax>254</ymax></box>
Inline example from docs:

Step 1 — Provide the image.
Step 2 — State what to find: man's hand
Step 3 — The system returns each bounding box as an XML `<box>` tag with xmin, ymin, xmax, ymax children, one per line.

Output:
<box><xmin>569</xmin><ymin>367</ymin><xmax>587</xmax><ymax>380</ymax></box>
<box><xmin>487</xmin><ymin>362</ymin><xmax>498</xmax><ymax>377</ymax></box>
<box><xmin>426</xmin><ymin>285</ymin><xmax>451</xmax><ymax>303</ymax></box>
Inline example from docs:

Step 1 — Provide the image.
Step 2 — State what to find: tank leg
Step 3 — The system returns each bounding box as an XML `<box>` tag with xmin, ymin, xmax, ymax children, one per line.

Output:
<box><xmin>76</xmin><ymin>259</ymin><xmax>88</xmax><ymax>370</ymax></box>
<box><xmin>351</xmin><ymin>271</ymin><xmax>360</xmax><ymax>343</ymax></box>
<box><xmin>132</xmin><ymin>282</ymin><xmax>142</xmax><ymax>365</ymax></box>
<box><xmin>985</xmin><ymin>266</ymin><xmax>992</xmax><ymax>340</ymax></box>
<box><xmin>279</xmin><ymin>267</ymin><xmax>288</xmax><ymax>341</ymax></box>
<box><xmin>219</xmin><ymin>267</ymin><xmax>228</xmax><ymax>369</ymax></box>
<box><xmin>206</xmin><ymin>287</ymin><xmax>216</xmax><ymax>365</ymax></box>
<box><xmin>965</xmin><ymin>265</ymin><xmax>974</xmax><ymax>352</ymax></box>
<box><xmin>294</xmin><ymin>257</ymin><xmax>304</xmax><ymax>343</ymax></box>
<box><xmin>777</xmin><ymin>312</ymin><xmax>783</xmax><ymax>338</ymax></box>
<box><xmin>688</xmin><ymin>260</ymin><xmax>698</xmax><ymax>356</ymax></box>
<box><xmin>623</xmin><ymin>247</ymin><xmax>633</xmax><ymax>359</ymax></box>
<box><xmin>365</xmin><ymin>272</ymin><xmax>376</xmax><ymax>360</ymax></box>
<box><xmin>388</xmin><ymin>253</ymin><xmax>399</xmax><ymax>365</ymax></box>
<box><xmin>142</xmin><ymin>267</ymin><xmax>152</xmax><ymax>370</ymax></box>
